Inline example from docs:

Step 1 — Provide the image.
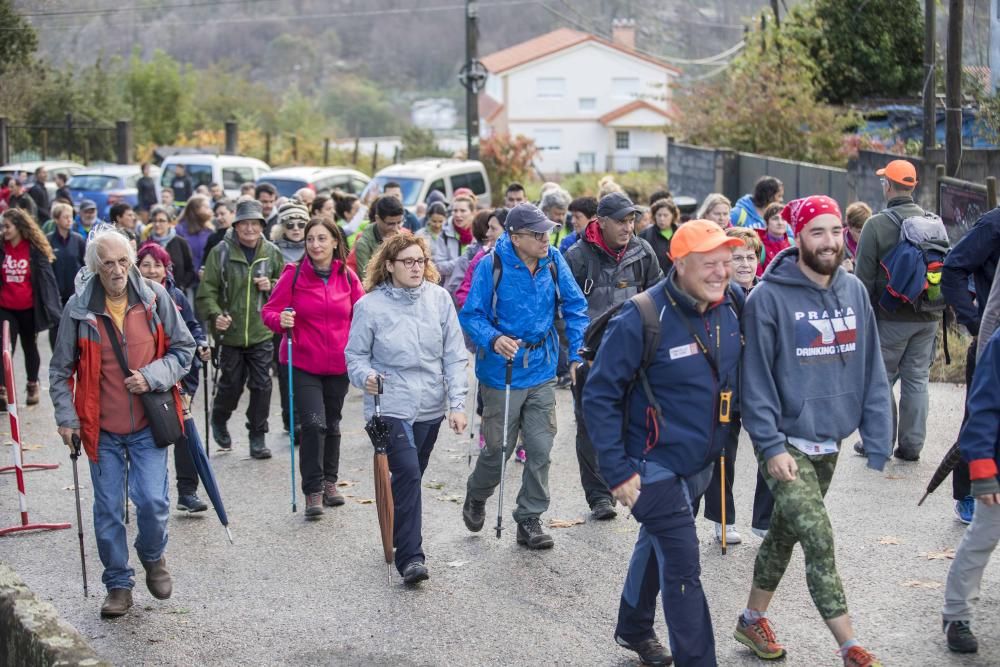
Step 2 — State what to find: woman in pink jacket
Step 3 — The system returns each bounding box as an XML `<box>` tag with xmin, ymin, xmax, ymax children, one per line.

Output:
<box><xmin>263</xmin><ymin>217</ymin><xmax>365</xmax><ymax>517</ymax></box>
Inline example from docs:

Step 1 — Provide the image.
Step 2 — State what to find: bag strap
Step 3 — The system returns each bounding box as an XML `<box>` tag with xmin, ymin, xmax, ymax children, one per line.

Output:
<box><xmin>631</xmin><ymin>290</ymin><xmax>664</xmax><ymax>419</ymax></box>
<box><xmin>881</xmin><ymin>207</ymin><xmax>904</xmax><ymax>229</ymax></box>
<box><xmin>100</xmin><ymin>316</ymin><xmax>132</xmax><ymax>378</ymax></box>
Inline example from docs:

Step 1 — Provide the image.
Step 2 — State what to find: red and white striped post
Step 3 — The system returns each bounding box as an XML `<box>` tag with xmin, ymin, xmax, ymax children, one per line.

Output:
<box><xmin>0</xmin><ymin>321</ymin><xmax>70</xmax><ymax>536</ymax></box>
<box><xmin>0</xmin><ymin>321</ymin><xmax>59</xmax><ymax>475</ymax></box>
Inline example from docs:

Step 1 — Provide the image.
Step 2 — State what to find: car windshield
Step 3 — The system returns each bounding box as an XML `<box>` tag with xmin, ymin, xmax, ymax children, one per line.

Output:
<box><xmin>368</xmin><ymin>176</ymin><xmax>423</xmax><ymax>206</ymax></box>
<box><xmin>257</xmin><ymin>178</ymin><xmax>304</xmax><ymax>198</ymax></box>
<box><xmin>160</xmin><ymin>164</ymin><xmax>213</xmax><ymax>189</ymax></box>
<box><xmin>68</xmin><ymin>175</ymin><xmax>119</xmax><ymax>191</ymax></box>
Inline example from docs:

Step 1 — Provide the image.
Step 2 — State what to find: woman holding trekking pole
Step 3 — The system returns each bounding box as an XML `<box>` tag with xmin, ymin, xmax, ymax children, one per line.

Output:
<box><xmin>263</xmin><ymin>217</ymin><xmax>364</xmax><ymax>518</ymax></box>
<box><xmin>345</xmin><ymin>235</ymin><xmax>468</xmax><ymax>585</ymax></box>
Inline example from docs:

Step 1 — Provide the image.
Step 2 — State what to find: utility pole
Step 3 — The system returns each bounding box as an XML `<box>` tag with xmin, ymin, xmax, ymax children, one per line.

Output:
<box><xmin>463</xmin><ymin>0</ymin><xmax>482</xmax><ymax>161</ymax></box>
<box><xmin>992</xmin><ymin>0</ymin><xmax>1000</xmax><ymax>92</ymax></box>
<box><xmin>922</xmin><ymin>0</ymin><xmax>936</xmax><ymax>154</ymax></box>
<box><xmin>945</xmin><ymin>0</ymin><xmax>964</xmax><ymax>176</ymax></box>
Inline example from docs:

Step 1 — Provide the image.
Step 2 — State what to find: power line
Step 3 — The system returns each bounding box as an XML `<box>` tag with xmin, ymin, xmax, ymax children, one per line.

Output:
<box><xmin>18</xmin><ymin>0</ymin><xmax>279</xmax><ymax>19</ymax></box>
<box><xmin>6</xmin><ymin>0</ymin><xmax>540</xmax><ymax>32</ymax></box>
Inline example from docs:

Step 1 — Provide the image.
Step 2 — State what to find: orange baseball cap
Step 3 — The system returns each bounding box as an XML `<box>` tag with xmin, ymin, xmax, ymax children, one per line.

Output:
<box><xmin>669</xmin><ymin>219</ymin><xmax>745</xmax><ymax>261</ymax></box>
<box><xmin>876</xmin><ymin>159</ymin><xmax>918</xmax><ymax>186</ymax></box>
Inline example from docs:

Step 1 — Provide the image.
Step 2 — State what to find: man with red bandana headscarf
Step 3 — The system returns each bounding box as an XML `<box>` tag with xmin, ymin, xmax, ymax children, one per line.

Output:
<box><xmin>733</xmin><ymin>196</ymin><xmax>892</xmax><ymax>667</ymax></box>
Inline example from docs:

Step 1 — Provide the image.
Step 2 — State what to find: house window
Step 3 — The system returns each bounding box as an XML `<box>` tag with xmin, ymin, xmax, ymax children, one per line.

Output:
<box><xmin>578</xmin><ymin>97</ymin><xmax>597</xmax><ymax>111</ymax></box>
<box><xmin>536</xmin><ymin>77</ymin><xmax>566</xmax><ymax>98</ymax></box>
<box><xmin>577</xmin><ymin>153</ymin><xmax>596</xmax><ymax>172</ymax></box>
<box><xmin>615</xmin><ymin>131</ymin><xmax>630</xmax><ymax>150</ymax></box>
<box><xmin>533</xmin><ymin>129</ymin><xmax>562</xmax><ymax>151</ymax></box>
<box><xmin>612</xmin><ymin>77</ymin><xmax>640</xmax><ymax>99</ymax></box>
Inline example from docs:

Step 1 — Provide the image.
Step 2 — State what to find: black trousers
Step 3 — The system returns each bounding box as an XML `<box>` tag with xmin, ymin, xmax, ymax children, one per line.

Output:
<box><xmin>0</xmin><ymin>307</ymin><xmax>40</xmax><ymax>382</ymax></box>
<box><xmin>211</xmin><ymin>341</ymin><xmax>273</xmax><ymax>436</ymax></box>
<box><xmin>273</xmin><ymin>333</ymin><xmax>293</xmax><ymax>430</ymax></box>
<box><xmin>571</xmin><ymin>363</ymin><xmax>613</xmax><ymax>507</ymax></box>
<box><xmin>692</xmin><ymin>416</ymin><xmax>775</xmax><ymax>531</ymax></box>
<box><xmin>294</xmin><ymin>369</ymin><xmax>349</xmax><ymax>494</ymax></box>
<box><xmin>952</xmin><ymin>340</ymin><xmax>977</xmax><ymax>500</ymax></box>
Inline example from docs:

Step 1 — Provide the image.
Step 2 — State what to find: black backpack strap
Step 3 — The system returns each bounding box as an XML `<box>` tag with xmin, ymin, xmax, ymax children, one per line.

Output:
<box><xmin>631</xmin><ymin>290</ymin><xmax>663</xmax><ymax>419</ymax></box>
<box><xmin>491</xmin><ymin>255</ymin><xmax>503</xmax><ymax>324</ymax></box>
<box><xmin>549</xmin><ymin>259</ymin><xmax>561</xmax><ymax>318</ymax></box>
<box><xmin>290</xmin><ymin>260</ymin><xmax>304</xmax><ymax>292</ymax></box>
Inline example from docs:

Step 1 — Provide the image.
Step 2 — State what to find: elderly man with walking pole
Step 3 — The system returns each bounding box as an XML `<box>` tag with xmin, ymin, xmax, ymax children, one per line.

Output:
<box><xmin>50</xmin><ymin>226</ymin><xmax>195</xmax><ymax>618</ymax></box>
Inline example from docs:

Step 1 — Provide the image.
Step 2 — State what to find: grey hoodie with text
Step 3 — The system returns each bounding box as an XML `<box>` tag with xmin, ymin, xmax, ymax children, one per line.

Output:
<box><xmin>741</xmin><ymin>247</ymin><xmax>893</xmax><ymax>470</ymax></box>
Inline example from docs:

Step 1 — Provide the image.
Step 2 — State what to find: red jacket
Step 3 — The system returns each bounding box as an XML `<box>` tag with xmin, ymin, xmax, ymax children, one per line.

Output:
<box><xmin>263</xmin><ymin>259</ymin><xmax>365</xmax><ymax>376</ymax></box>
<box><xmin>756</xmin><ymin>229</ymin><xmax>791</xmax><ymax>276</ymax></box>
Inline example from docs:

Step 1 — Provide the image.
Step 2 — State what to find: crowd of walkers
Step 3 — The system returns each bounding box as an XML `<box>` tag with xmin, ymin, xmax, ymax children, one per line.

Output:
<box><xmin>0</xmin><ymin>155</ymin><xmax>995</xmax><ymax>666</ymax></box>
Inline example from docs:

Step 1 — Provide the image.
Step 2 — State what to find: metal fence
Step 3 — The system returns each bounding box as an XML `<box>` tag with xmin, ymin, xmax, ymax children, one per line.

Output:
<box><xmin>0</xmin><ymin>116</ymin><xmax>131</xmax><ymax>166</ymax></box>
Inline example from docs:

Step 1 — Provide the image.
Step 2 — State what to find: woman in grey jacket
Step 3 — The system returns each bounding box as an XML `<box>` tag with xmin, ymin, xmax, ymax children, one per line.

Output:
<box><xmin>415</xmin><ymin>201</ymin><xmax>462</xmax><ymax>286</ymax></box>
<box><xmin>345</xmin><ymin>234</ymin><xmax>468</xmax><ymax>585</ymax></box>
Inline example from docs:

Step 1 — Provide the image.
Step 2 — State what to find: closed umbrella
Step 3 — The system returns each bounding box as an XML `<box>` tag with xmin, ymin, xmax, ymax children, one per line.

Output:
<box><xmin>182</xmin><ymin>419</ymin><xmax>233</xmax><ymax>544</ymax></box>
<box><xmin>918</xmin><ymin>440</ymin><xmax>962</xmax><ymax>506</ymax></box>
<box><xmin>364</xmin><ymin>377</ymin><xmax>394</xmax><ymax>583</ymax></box>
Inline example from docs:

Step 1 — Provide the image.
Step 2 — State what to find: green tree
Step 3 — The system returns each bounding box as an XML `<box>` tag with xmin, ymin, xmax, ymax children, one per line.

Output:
<box><xmin>784</xmin><ymin>0</ymin><xmax>924</xmax><ymax>104</ymax></box>
<box><xmin>674</xmin><ymin>22</ymin><xmax>857</xmax><ymax>167</ymax></box>
<box><xmin>124</xmin><ymin>49</ymin><xmax>196</xmax><ymax>145</ymax></box>
<box><xmin>0</xmin><ymin>0</ymin><xmax>37</xmax><ymax>74</ymax></box>
<box><xmin>320</xmin><ymin>75</ymin><xmax>403</xmax><ymax>137</ymax></box>
<box><xmin>479</xmin><ymin>134</ymin><xmax>538</xmax><ymax>205</ymax></box>
<box><xmin>400</xmin><ymin>127</ymin><xmax>450</xmax><ymax>159</ymax></box>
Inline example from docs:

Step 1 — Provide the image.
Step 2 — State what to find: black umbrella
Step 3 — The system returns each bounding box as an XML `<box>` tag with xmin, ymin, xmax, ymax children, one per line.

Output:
<box><xmin>918</xmin><ymin>440</ymin><xmax>962</xmax><ymax>506</ymax></box>
<box><xmin>364</xmin><ymin>377</ymin><xmax>394</xmax><ymax>583</ymax></box>
<box><xmin>182</xmin><ymin>417</ymin><xmax>233</xmax><ymax>543</ymax></box>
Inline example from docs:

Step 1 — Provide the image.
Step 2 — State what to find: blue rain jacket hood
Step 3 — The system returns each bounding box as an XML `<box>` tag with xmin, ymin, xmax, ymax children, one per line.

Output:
<box><xmin>740</xmin><ymin>247</ymin><xmax>893</xmax><ymax>470</ymax></box>
<box><xmin>459</xmin><ymin>233</ymin><xmax>588</xmax><ymax>390</ymax></box>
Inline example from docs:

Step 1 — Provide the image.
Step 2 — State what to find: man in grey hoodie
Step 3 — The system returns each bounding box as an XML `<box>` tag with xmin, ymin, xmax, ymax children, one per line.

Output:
<box><xmin>733</xmin><ymin>196</ymin><xmax>892</xmax><ymax>667</ymax></box>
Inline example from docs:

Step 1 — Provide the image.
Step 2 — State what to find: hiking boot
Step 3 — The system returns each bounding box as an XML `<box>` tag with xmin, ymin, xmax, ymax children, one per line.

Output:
<box><xmin>212</xmin><ymin>418</ymin><xmax>232</xmax><ymax>450</ymax></box>
<box><xmin>734</xmin><ymin>615</ymin><xmax>785</xmax><ymax>660</ymax></box>
<box><xmin>176</xmin><ymin>493</ymin><xmax>208</xmax><ymax>513</ymax></box>
<box><xmin>944</xmin><ymin>620</ymin><xmax>978</xmax><ymax>653</ymax></box>
<box><xmin>402</xmin><ymin>560</ymin><xmax>429</xmax><ymax>585</ymax></box>
<box><xmin>516</xmin><ymin>517</ymin><xmax>554</xmax><ymax>549</ymax></box>
<box><xmin>714</xmin><ymin>522</ymin><xmax>742</xmax><ymax>544</ymax></box>
<box><xmin>591</xmin><ymin>498</ymin><xmax>617</xmax><ymax>521</ymax></box>
<box><xmin>751</xmin><ymin>527</ymin><xmax>769</xmax><ymax>539</ymax></box>
<box><xmin>614</xmin><ymin>634</ymin><xmax>673</xmax><ymax>666</ymax></box>
<box><xmin>305</xmin><ymin>492</ymin><xmax>324</xmax><ymax>518</ymax></box>
<box><xmin>100</xmin><ymin>588</ymin><xmax>133</xmax><ymax>618</ymax></box>
<box><xmin>140</xmin><ymin>557</ymin><xmax>172</xmax><ymax>600</ymax></box>
<box><xmin>893</xmin><ymin>447</ymin><xmax>919</xmax><ymax>462</ymax></box>
<box><xmin>853</xmin><ymin>441</ymin><xmax>867</xmax><ymax>457</ymax></box>
<box><xmin>556</xmin><ymin>374</ymin><xmax>572</xmax><ymax>389</ymax></box>
<box><xmin>955</xmin><ymin>496</ymin><xmax>975</xmax><ymax>525</ymax></box>
<box><xmin>25</xmin><ymin>381</ymin><xmax>40</xmax><ymax>405</ymax></box>
<box><xmin>462</xmin><ymin>496</ymin><xmax>486</xmax><ymax>532</ymax></box>
<box><xmin>842</xmin><ymin>645</ymin><xmax>882</xmax><ymax>667</ymax></box>
<box><xmin>323</xmin><ymin>481</ymin><xmax>345</xmax><ymax>507</ymax></box>
<box><xmin>249</xmin><ymin>433</ymin><xmax>271</xmax><ymax>459</ymax></box>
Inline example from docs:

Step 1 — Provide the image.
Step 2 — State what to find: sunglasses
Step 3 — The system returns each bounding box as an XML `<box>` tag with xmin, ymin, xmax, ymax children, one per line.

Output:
<box><xmin>283</xmin><ymin>220</ymin><xmax>307</xmax><ymax>230</ymax></box>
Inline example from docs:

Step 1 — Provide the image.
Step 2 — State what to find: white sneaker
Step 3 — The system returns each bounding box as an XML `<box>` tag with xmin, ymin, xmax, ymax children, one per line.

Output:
<box><xmin>751</xmin><ymin>527</ymin><xmax>768</xmax><ymax>539</ymax></box>
<box><xmin>714</xmin><ymin>522</ymin><xmax>742</xmax><ymax>544</ymax></box>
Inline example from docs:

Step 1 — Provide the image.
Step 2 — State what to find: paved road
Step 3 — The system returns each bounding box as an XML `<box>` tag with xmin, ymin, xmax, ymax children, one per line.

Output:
<box><xmin>1</xmin><ymin>345</ymin><xmax>998</xmax><ymax>666</ymax></box>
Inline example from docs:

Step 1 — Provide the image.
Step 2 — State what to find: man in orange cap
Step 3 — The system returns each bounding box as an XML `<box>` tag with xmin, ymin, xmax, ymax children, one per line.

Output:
<box><xmin>583</xmin><ymin>220</ymin><xmax>745</xmax><ymax>667</ymax></box>
<box><xmin>855</xmin><ymin>159</ymin><xmax>943</xmax><ymax>462</ymax></box>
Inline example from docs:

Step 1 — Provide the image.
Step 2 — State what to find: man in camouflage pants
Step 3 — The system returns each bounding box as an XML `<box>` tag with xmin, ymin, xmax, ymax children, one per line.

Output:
<box><xmin>735</xmin><ymin>197</ymin><xmax>893</xmax><ymax>667</ymax></box>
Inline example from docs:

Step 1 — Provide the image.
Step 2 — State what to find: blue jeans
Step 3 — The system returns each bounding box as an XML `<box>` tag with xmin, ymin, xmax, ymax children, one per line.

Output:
<box><xmin>617</xmin><ymin>460</ymin><xmax>717</xmax><ymax>666</ymax></box>
<box><xmin>89</xmin><ymin>427</ymin><xmax>170</xmax><ymax>592</ymax></box>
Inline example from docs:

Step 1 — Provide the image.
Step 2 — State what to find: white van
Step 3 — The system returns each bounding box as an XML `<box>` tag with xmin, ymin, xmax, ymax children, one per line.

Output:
<box><xmin>157</xmin><ymin>154</ymin><xmax>271</xmax><ymax>202</ymax></box>
<box><xmin>363</xmin><ymin>159</ymin><xmax>491</xmax><ymax>211</ymax></box>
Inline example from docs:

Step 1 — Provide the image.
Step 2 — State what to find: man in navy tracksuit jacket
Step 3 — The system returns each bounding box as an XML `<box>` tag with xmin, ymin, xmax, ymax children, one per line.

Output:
<box><xmin>584</xmin><ymin>220</ymin><xmax>745</xmax><ymax>667</ymax></box>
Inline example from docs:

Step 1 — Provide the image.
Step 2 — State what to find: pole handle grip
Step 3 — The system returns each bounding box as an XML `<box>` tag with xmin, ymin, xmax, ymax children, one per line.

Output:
<box><xmin>505</xmin><ymin>359</ymin><xmax>513</xmax><ymax>385</ymax></box>
<box><xmin>70</xmin><ymin>433</ymin><xmax>81</xmax><ymax>460</ymax></box>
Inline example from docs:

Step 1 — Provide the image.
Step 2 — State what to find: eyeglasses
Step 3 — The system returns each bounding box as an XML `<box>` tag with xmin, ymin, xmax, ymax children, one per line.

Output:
<box><xmin>283</xmin><ymin>221</ymin><xmax>306</xmax><ymax>230</ymax></box>
<box><xmin>392</xmin><ymin>257</ymin><xmax>427</xmax><ymax>269</ymax></box>
<box><xmin>514</xmin><ymin>231</ymin><xmax>548</xmax><ymax>242</ymax></box>
<box><xmin>879</xmin><ymin>178</ymin><xmax>888</xmax><ymax>189</ymax></box>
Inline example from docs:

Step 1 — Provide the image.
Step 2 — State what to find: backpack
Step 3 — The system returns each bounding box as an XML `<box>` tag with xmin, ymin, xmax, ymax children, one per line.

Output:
<box><xmin>882</xmin><ymin>208</ymin><xmax>950</xmax><ymax>314</ymax></box>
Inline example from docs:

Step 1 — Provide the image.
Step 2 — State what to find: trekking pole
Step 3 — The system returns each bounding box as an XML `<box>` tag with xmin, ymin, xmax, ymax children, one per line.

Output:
<box><xmin>720</xmin><ymin>455</ymin><xmax>727</xmax><ymax>556</ymax></box>
<box><xmin>467</xmin><ymin>372</ymin><xmax>479</xmax><ymax>467</ymax></box>
<box><xmin>495</xmin><ymin>359</ymin><xmax>514</xmax><ymax>539</ymax></box>
<box><xmin>70</xmin><ymin>434</ymin><xmax>89</xmax><ymax>597</ymax></box>
<box><xmin>285</xmin><ymin>308</ymin><xmax>297</xmax><ymax>514</ymax></box>
<box><xmin>203</xmin><ymin>349</ymin><xmax>210</xmax><ymax>459</ymax></box>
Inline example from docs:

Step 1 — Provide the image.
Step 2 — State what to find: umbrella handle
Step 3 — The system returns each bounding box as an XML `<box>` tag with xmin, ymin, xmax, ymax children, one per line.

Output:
<box><xmin>374</xmin><ymin>375</ymin><xmax>383</xmax><ymax>416</ymax></box>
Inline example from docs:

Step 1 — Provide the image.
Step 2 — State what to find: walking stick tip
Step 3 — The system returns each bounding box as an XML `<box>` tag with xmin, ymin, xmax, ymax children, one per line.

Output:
<box><xmin>225</xmin><ymin>526</ymin><xmax>233</xmax><ymax>544</ymax></box>
<box><xmin>917</xmin><ymin>492</ymin><xmax>928</xmax><ymax>506</ymax></box>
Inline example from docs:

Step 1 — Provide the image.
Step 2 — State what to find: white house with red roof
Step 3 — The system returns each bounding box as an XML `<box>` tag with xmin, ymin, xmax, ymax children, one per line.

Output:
<box><xmin>479</xmin><ymin>21</ymin><xmax>679</xmax><ymax>175</ymax></box>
